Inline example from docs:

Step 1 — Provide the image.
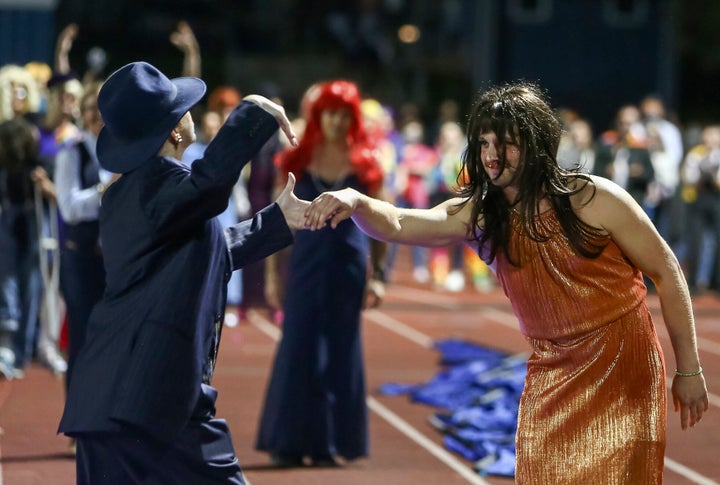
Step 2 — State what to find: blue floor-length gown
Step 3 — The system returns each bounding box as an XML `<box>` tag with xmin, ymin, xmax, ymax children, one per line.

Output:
<box><xmin>256</xmin><ymin>172</ymin><xmax>369</xmax><ymax>460</ymax></box>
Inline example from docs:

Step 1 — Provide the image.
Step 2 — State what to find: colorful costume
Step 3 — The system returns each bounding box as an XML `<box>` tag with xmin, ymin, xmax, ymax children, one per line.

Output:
<box><xmin>493</xmin><ymin>210</ymin><xmax>666</xmax><ymax>484</ymax></box>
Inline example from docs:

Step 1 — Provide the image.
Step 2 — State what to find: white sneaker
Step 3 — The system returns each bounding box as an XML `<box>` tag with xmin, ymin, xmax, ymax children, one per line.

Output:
<box><xmin>38</xmin><ymin>345</ymin><xmax>68</xmax><ymax>374</ymax></box>
<box><xmin>0</xmin><ymin>346</ymin><xmax>14</xmax><ymax>365</ymax></box>
<box><xmin>0</xmin><ymin>347</ymin><xmax>15</xmax><ymax>380</ymax></box>
<box><xmin>224</xmin><ymin>312</ymin><xmax>239</xmax><ymax>328</ymax></box>
<box><xmin>444</xmin><ymin>270</ymin><xmax>465</xmax><ymax>292</ymax></box>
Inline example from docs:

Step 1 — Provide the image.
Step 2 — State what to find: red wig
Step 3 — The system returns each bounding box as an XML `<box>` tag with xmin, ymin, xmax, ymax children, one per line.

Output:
<box><xmin>276</xmin><ymin>80</ymin><xmax>383</xmax><ymax>193</ymax></box>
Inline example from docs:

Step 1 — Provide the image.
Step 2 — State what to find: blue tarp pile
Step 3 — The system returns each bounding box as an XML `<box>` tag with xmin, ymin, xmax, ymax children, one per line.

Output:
<box><xmin>379</xmin><ymin>339</ymin><xmax>528</xmax><ymax>477</ymax></box>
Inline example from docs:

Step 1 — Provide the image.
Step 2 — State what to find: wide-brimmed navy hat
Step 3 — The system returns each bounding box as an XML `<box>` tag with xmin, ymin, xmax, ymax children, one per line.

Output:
<box><xmin>96</xmin><ymin>61</ymin><xmax>206</xmax><ymax>173</ymax></box>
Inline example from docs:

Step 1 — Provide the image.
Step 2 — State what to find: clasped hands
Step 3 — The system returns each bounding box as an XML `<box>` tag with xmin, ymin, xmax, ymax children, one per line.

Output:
<box><xmin>275</xmin><ymin>184</ymin><xmax>382</xmax><ymax>310</ymax></box>
<box><xmin>275</xmin><ymin>181</ymin><xmax>358</xmax><ymax>232</ymax></box>
<box><xmin>303</xmin><ymin>188</ymin><xmax>358</xmax><ymax>231</ymax></box>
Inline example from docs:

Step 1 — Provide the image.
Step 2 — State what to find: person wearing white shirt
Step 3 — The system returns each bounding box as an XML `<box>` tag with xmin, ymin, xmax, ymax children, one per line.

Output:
<box><xmin>55</xmin><ymin>82</ymin><xmax>115</xmax><ymax>392</ymax></box>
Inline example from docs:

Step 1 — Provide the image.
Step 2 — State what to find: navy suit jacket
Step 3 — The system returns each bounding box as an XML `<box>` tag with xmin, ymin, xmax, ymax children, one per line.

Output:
<box><xmin>58</xmin><ymin>101</ymin><xmax>293</xmax><ymax>441</ymax></box>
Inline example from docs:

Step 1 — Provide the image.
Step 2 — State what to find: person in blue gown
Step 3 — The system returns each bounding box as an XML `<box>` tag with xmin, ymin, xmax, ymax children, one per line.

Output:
<box><xmin>256</xmin><ymin>80</ymin><xmax>386</xmax><ymax>467</ymax></box>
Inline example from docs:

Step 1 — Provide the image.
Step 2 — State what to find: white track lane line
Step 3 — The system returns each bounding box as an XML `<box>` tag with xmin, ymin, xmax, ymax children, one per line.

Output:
<box><xmin>387</xmin><ymin>283</ymin><xmax>720</xmax><ymax>485</ymax></box>
<box><xmin>366</xmin><ymin>397</ymin><xmax>491</xmax><ymax>485</ymax></box>
<box><xmin>362</xmin><ymin>310</ymin><xmax>434</xmax><ymax>348</ymax></box>
<box><xmin>664</xmin><ymin>458</ymin><xmax>719</xmax><ymax>485</ymax></box>
<box><xmin>247</xmin><ymin>310</ymin><xmax>490</xmax><ymax>484</ymax></box>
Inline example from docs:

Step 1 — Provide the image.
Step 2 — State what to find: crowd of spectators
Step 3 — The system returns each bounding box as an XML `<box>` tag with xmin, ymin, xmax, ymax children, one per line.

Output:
<box><xmin>1</xmin><ymin>20</ymin><xmax>718</xmax><ymax>385</ymax></box>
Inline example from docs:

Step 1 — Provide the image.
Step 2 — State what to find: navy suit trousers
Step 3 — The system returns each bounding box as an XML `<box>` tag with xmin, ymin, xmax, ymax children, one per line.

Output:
<box><xmin>75</xmin><ymin>385</ymin><xmax>245</xmax><ymax>484</ymax></box>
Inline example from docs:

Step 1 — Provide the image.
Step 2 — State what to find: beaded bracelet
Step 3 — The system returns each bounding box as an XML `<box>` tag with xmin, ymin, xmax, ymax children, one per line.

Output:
<box><xmin>675</xmin><ymin>367</ymin><xmax>703</xmax><ymax>377</ymax></box>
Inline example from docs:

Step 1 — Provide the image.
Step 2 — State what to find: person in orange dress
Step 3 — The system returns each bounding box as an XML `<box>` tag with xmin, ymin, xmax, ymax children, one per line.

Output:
<box><xmin>303</xmin><ymin>81</ymin><xmax>708</xmax><ymax>484</ymax></box>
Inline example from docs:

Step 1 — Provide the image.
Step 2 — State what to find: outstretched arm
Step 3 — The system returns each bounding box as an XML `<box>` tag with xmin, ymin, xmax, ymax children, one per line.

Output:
<box><xmin>578</xmin><ymin>175</ymin><xmax>708</xmax><ymax>430</ymax></box>
<box><xmin>305</xmin><ymin>188</ymin><xmax>472</xmax><ymax>247</ymax></box>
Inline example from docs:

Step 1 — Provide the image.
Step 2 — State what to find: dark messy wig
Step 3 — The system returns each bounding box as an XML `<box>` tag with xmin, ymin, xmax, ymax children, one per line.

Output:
<box><xmin>454</xmin><ymin>82</ymin><xmax>608</xmax><ymax>265</ymax></box>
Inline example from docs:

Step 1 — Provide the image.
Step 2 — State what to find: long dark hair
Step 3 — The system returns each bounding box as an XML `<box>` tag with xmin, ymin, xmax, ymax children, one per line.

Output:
<box><xmin>456</xmin><ymin>82</ymin><xmax>607</xmax><ymax>265</ymax></box>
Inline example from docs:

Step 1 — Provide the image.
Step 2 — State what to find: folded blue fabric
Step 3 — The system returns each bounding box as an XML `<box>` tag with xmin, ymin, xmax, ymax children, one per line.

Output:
<box><xmin>444</xmin><ymin>434</ymin><xmax>491</xmax><ymax>461</ymax></box>
<box><xmin>433</xmin><ymin>339</ymin><xmax>508</xmax><ymax>365</ymax></box>
<box><xmin>411</xmin><ymin>381</ymin><xmax>488</xmax><ymax>409</ymax></box>
<box><xmin>450</xmin><ymin>401</ymin><xmax>518</xmax><ymax>430</ymax></box>
<box><xmin>454</xmin><ymin>427</ymin><xmax>513</xmax><ymax>446</ymax></box>
<box><xmin>379</xmin><ymin>338</ymin><xmax>527</xmax><ymax>478</ymax></box>
<box><xmin>478</xmin><ymin>447</ymin><xmax>516</xmax><ymax>477</ymax></box>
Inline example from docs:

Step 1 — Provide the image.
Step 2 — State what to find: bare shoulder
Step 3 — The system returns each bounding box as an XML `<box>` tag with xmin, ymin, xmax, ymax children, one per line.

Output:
<box><xmin>569</xmin><ymin>175</ymin><xmax>639</xmax><ymax>231</ymax></box>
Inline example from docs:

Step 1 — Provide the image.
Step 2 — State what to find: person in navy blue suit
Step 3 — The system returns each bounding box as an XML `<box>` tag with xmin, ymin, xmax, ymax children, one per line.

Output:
<box><xmin>57</xmin><ymin>61</ymin><xmax>307</xmax><ymax>484</ymax></box>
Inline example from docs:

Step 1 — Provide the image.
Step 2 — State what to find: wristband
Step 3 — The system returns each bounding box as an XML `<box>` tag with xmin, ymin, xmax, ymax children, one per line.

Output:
<box><xmin>675</xmin><ymin>367</ymin><xmax>703</xmax><ymax>377</ymax></box>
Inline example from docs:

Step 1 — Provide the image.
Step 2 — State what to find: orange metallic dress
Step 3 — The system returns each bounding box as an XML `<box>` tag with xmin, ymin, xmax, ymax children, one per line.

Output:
<box><xmin>493</xmin><ymin>210</ymin><xmax>666</xmax><ymax>484</ymax></box>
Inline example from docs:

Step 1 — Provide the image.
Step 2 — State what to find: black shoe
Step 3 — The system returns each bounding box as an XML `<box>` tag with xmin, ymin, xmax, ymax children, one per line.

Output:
<box><xmin>311</xmin><ymin>455</ymin><xmax>339</xmax><ymax>467</ymax></box>
<box><xmin>270</xmin><ymin>453</ymin><xmax>304</xmax><ymax>468</ymax></box>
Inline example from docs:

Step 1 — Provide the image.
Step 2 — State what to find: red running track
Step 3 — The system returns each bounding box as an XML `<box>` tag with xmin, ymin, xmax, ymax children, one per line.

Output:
<box><xmin>1</xmin><ymin>248</ymin><xmax>719</xmax><ymax>484</ymax></box>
